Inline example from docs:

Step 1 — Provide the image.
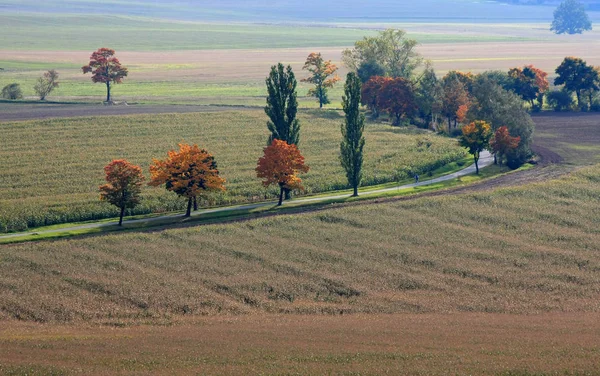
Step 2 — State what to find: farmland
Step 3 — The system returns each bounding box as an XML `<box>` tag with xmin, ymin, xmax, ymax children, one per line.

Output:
<box><xmin>0</xmin><ymin>113</ymin><xmax>599</xmax><ymax>373</ymax></box>
<box><xmin>0</xmin><ymin>110</ymin><xmax>466</xmax><ymax>232</ymax></box>
<box><xmin>2</xmin><ymin>0</ymin><xmax>600</xmax><ymax>373</ymax></box>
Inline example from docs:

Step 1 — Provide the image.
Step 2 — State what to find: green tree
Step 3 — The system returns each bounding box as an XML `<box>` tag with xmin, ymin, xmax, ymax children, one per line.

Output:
<box><xmin>340</xmin><ymin>72</ymin><xmax>366</xmax><ymax>197</ymax></box>
<box><xmin>459</xmin><ymin>120</ymin><xmax>493</xmax><ymax>175</ymax></box>
<box><xmin>265</xmin><ymin>63</ymin><xmax>300</xmax><ymax>146</ymax></box>
<box><xmin>301</xmin><ymin>52</ymin><xmax>341</xmax><ymax>108</ymax></box>
<box><xmin>1</xmin><ymin>83</ymin><xmax>23</xmax><ymax>100</ymax></box>
<box><xmin>469</xmin><ymin>78</ymin><xmax>535</xmax><ymax>168</ymax></box>
<box><xmin>415</xmin><ymin>64</ymin><xmax>442</xmax><ymax>128</ymax></box>
<box><xmin>555</xmin><ymin>57</ymin><xmax>599</xmax><ymax>109</ymax></box>
<box><xmin>342</xmin><ymin>29</ymin><xmax>423</xmax><ymax>80</ymax></box>
<box><xmin>551</xmin><ymin>0</ymin><xmax>592</xmax><ymax>34</ymax></box>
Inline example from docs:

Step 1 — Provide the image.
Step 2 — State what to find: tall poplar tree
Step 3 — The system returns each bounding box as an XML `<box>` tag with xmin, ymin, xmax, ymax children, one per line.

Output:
<box><xmin>265</xmin><ymin>63</ymin><xmax>300</xmax><ymax>146</ymax></box>
<box><xmin>340</xmin><ymin>72</ymin><xmax>366</xmax><ymax>197</ymax></box>
<box><xmin>265</xmin><ymin>63</ymin><xmax>301</xmax><ymax>200</ymax></box>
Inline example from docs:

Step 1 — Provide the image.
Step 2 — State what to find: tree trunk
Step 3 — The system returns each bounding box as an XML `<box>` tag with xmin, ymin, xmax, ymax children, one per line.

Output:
<box><xmin>474</xmin><ymin>155</ymin><xmax>480</xmax><ymax>175</ymax></box>
<box><xmin>284</xmin><ymin>187</ymin><xmax>291</xmax><ymax>200</ymax></box>
<box><xmin>447</xmin><ymin>118</ymin><xmax>452</xmax><ymax>132</ymax></box>
<box><xmin>193</xmin><ymin>196</ymin><xmax>198</xmax><ymax>211</ymax></box>
<box><xmin>118</xmin><ymin>206</ymin><xmax>125</xmax><ymax>226</ymax></box>
<box><xmin>278</xmin><ymin>185</ymin><xmax>284</xmax><ymax>206</ymax></box>
<box><xmin>494</xmin><ymin>153</ymin><xmax>497</xmax><ymax>165</ymax></box>
<box><xmin>589</xmin><ymin>93</ymin><xmax>594</xmax><ymax>111</ymax></box>
<box><xmin>106</xmin><ymin>81</ymin><xmax>111</xmax><ymax>102</ymax></box>
<box><xmin>185</xmin><ymin>197</ymin><xmax>192</xmax><ymax>217</ymax></box>
<box><xmin>576</xmin><ymin>90</ymin><xmax>581</xmax><ymax>109</ymax></box>
<box><xmin>352</xmin><ymin>184</ymin><xmax>358</xmax><ymax>197</ymax></box>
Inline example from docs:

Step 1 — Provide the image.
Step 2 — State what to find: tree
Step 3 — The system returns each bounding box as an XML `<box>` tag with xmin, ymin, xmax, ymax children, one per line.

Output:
<box><xmin>547</xmin><ymin>89</ymin><xmax>575</xmax><ymax>111</ymax></box>
<box><xmin>149</xmin><ymin>143</ymin><xmax>226</xmax><ymax>217</ymax></box>
<box><xmin>361</xmin><ymin>76</ymin><xmax>392</xmax><ymax>118</ymax></box>
<box><xmin>441</xmin><ymin>74</ymin><xmax>470</xmax><ymax>130</ymax></box>
<box><xmin>1</xmin><ymin>83</ymin><xmax>22</xmax><ymax>100</ymax></box>
<box><xmin>256</xmin><ymin>139</ymin><xmax>309</xmax><ymax>206</ymax></box>
<box><xmin>99</xmin><ymin>160</ymin><xmax>145</xmax><ymax>226</ymax></box>
<box><xmin>342</xmin><ymin>29</ymin><xmax>423</xmax><ymax>79</ymax></box>
<box><xmin>377</xmin><ymin>77</ymin><xmax>417</xmax><ymax>125</ymax></box>
<box><xmin>490</xmin><ymin>126</ymin><xmax>521</xmax><ymax>165</ymax></box>
<box><xmin>301</xmin><ymin>52</ymin><xmax>341</xmax><ymax>108</ymax></box>
<box><xmin>415</xmin><ymin>64</ymin><xmax>442</xmax><ymax>128</ymax></box>
<box><xmin>555</xmin><ymin>57</ymin><xmax>599</xmax><ymax>109</ymax></box>
<box><xmin>459</xmin><ymin>120</ymin><xmax>493</xmax><ymax>174</ymax></box>
<box><xmin>265</xmin><ymin>63</ymin><xmax>300</xmax><ymax>146</ymax></box>
<box><xmin>340</xmin><ymin>72</ymin><xmax>366</xmax><ymax>197</ymax></box>
<box><xmin>34</xmin><ymin>70</ymin><xmax>60</xmax><ymax>100</ymax></box>
<box><xmin>468</xmin><ymin>78</ymin><xmax>534</xmax><ymax>168</ymax></box>
<box><xmin>82</xmin><ymin>48</ymin><xmax>128</xmax><ymax>103</ymax></box>
<box><xmin>551</xmin><ymin>0</ymin><xmax>592</xmax><ymax>34</ymax></box>
<box><xmin>357</xmin><ymin>60</ymin><xmax>386</xmax><ymax>83</ymax></box>
<box><xmin>508</xmin><ymin>65</ymin><xmax>549</xmax><ymax>109</ymax></box>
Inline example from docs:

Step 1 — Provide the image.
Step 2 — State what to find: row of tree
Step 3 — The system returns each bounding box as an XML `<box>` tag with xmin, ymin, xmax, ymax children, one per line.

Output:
<box><xmin>99</xmin><ymin>67</ymin><xmax>366</xmax><ymax>225</ymax></box>
<box><xmin>1</xmin><ymin>70</ymin><xmax>60</xmax><ymax>100</ymax></box>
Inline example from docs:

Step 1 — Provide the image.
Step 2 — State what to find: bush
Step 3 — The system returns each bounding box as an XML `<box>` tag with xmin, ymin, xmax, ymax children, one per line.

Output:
<box><xmin>591</xmin><ymin>100</ymin><xmax>600</xmax><ymax>112</ymax></box>
<box><xmin>1</xmin><ymin>83</ymin><xmax>23</xmax><ymax>100</ymax></box>
<box><xmin>547</xmin><ymin>90</ymin><xmax>574</xmax><ymax>112</ymax></box>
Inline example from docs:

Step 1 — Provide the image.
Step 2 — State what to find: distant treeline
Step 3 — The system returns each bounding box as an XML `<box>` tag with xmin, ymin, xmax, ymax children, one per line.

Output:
<box><xmin>500</xmin><ymin>0</ymin><xmax>600</xmax><ymax>10</ymax></box>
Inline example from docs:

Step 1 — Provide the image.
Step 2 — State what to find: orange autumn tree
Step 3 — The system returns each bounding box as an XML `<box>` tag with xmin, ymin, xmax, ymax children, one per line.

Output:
<box><xmin>301</xmin><ymin>52</ymin><xmax>341</xmax><ymax>108</ymax></box>
<box><xmin>82</xmin><ymin>48</ymin><xmax>128</xmax><ymax>103</ymax></box>
<box><xmin>490</xmin><ymin>126</ymin><xmax>521</xmax><ymax>165</ymax></box>
<box><xmin>459</xmin><ymin>120</ymin><xmax>493</xmax><ymax>175</ymax></box>
<box><xmin>99</xmin><ymin>159</ymin><xmax>145</xmax><ymax>226</ymax></box>
<box><xmin>149</xmin><ymin>143</ymin><xmax>226</xmax><ymax>217</ymax></box>
<box><xmin>256</xmin><ymin>139</ymin><xmax>309</xmax><ymax>206</ymax></box>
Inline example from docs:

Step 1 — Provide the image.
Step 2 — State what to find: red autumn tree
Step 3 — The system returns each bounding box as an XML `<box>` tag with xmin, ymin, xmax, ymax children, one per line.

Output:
<box><xmin>99</xmin><ymin>159</ymin><xmax>145</xmax><ymax>226</ymax></box>
<box><xmin>361</xmin><ymin>76</ymin><xmax>392</xmax><ymax>118</ymax></box>
<box><xmin>149</xmin><ymin>143</ymin><xmax>226</xmax><ymax>217</ymax></box>
<box><xmin>82</xmin><ymin>48</ymin><xmax>128</xmax><ymax>103</ymax></box>
<box><xmin>301</xmin><ymin>52</ymin><xmax>341</xmax><ymax>108</ymax></box>
<box><xmin>256</xmin><ymin>139</ymin><xmax>309</xmax><ymax>206</ymax></box>
<box><xmin>459</xmin><ymin>120</ymin><xmax>493</xmax><ymax>174</ymax></box>
<box><xmin>377</xmin><ymin>77</ymin><xmax>417</xmax><ymax>125</ymax></box>
<box><xmin>490</xmin><ymin>126</ymin><xmax>521</xmax><ymax>165</ymax></box>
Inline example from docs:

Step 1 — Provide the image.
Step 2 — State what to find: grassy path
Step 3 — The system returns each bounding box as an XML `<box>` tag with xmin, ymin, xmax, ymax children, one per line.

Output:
<box><xmin>0</xmin><ymin>151</ymin><xmax>493</xmax><ymax>242</ymax></box>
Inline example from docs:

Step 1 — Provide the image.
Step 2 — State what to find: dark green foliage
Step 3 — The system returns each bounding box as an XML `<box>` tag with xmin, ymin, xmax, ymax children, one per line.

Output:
<box><xmin>265</xmin><ymin>63</ymin><xmax>300</xmax><ymax>146</ymax></box>
<box><xmin>547</xmin><ymin>89</ymin><xmax>575</xmax><ymax>111</ymax></box>
<box><xmin>475</xmin><ymin>71</ymin><xmax>513</xmax><ymax>92</ymax></box>
<box><xmin>415</xmin><ymin>65</ymin><xmax>441</xmax><ymax>128</ymax></box>
<box><xmin>340</xmin><ymin>72</ymin><xmax>366</xmax><ymax>197</ymax></box>
<box><xmin>1</xmin><ymin>83</ymin><xmax>23</xmax><ymax>100</ymax></box>
<box><xmin>357</xmin><ymin>60</ymin><xmax>386</xmax><ymax>83</ymax></box>
<box><xmin>554</xmin><ymin>57</ymin><xmax>599</xmax><ymax>109</ymax></box>
<box><xmin>551</xmin><ymin>0</ymin><xmax>592</xmax><ymax>34</ymax></box>
<box><xmin>469</xmin><ymin>78</ymin><xmax>535</xmax><ymax>168</ymax></box>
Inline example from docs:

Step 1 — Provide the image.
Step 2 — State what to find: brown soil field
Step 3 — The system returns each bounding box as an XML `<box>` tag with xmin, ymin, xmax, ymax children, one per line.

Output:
<box><xmin>1</xmin><ymin>313</ymin><xmax>599</xmax><ymax>375</ymax></box>
<box><xmin>2</xmin><ymin>40</ymin><xmax>599</xmax><ymax>84</ymax></box>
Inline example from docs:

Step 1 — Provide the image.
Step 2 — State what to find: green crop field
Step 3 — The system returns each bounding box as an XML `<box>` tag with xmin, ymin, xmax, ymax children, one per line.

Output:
<box><xmin>0</xmin><ymin>110</ymin><xmax>466</xmax><ymax>233</ymax></box>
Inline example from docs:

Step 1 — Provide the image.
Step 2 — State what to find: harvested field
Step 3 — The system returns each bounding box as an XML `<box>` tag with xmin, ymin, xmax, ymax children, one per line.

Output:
<box><xmin>1</xmin><ymin>313</ymin><xmax>599</xmax><ymax>375</ymax></box>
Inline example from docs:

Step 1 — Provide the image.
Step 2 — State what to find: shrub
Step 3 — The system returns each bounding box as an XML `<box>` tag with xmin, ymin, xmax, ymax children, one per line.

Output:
<box><xmin>547</xmin><ymin>90</ymin><xmax>574</xmax><ymax>112</ymax></box>
<box><xmin>1</xmin><ymin>83</ymin><xmax>23</xmax><ymax>100</ymax></box>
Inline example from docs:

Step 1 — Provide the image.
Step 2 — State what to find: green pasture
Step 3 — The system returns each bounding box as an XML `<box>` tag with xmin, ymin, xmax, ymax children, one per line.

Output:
<box><xmin>0</xmin><ymin>110</ymin><xmax>466</xmax><ymax>232</ymax></box>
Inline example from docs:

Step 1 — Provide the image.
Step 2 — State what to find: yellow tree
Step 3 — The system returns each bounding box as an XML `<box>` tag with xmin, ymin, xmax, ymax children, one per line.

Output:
<box><xmin>459</xmin><ymin>120</ymin><xmax>493</xmax><ymax>175</ymax></box>
<box><xmin>149</xmin><ymin>143</ymin><xmax>226</xmax><ymax>217</ymax></box>
<box><xmin>99</xmin><ymin>159</ymin><xmax>144</xmax><ymax>226</ymax></box>
<box><xmin>301</xmin><ymin>52</ymin><xmax>341</xmax><ymax>108</ymax></box>
<box><xmin>256</xmin><ymin>139</ymin><xmax>309</xmax><ymax>206</ymax></box>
